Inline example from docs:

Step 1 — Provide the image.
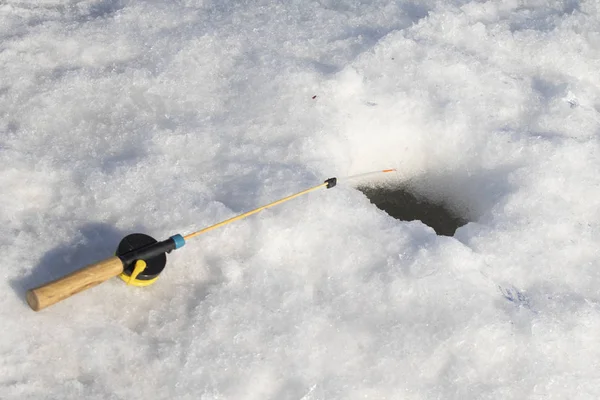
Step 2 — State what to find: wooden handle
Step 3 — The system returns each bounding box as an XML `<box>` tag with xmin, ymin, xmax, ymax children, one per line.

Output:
<box><xmin>26</xmin><ymin>256</ymin><xmax>124</xmax><ymax>311</ymax></box>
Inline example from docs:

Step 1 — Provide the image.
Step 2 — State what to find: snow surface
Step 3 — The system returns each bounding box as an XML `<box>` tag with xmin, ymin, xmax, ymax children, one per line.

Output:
<box><xmin>2</xmin><ymin>0</ymin><xmax>600</xmax><ymax>398</ymax></box>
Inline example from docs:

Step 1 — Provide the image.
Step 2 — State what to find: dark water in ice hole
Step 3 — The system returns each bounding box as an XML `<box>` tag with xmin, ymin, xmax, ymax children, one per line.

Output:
<box><xmin>357</xmin><ymin>186</ymin><xmax>469</xmax><ymax>236</ymax></box>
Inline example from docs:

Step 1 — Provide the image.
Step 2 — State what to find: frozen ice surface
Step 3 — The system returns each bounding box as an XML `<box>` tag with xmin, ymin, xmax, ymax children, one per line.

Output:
<box><xmin>2</xmin><ymin>0</ymin><xmax>600</xmax><ymax>398</ymax></box>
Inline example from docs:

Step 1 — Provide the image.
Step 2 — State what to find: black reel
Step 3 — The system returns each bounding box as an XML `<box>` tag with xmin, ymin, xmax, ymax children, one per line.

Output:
<box><xmin>116</xmin><ymin>233</ymin><xmax>167</xmax><ymax>285</ymax></box>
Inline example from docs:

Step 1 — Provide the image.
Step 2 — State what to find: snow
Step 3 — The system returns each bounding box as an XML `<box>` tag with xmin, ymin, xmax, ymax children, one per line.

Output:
<box><xmin>2</xmin><ymin>0</ymin><xmax>600</xmax><ymax>398</ymax></box>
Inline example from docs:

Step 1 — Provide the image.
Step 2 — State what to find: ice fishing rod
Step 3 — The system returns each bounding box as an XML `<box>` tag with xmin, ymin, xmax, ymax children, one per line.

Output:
<box><xmin>26</xmin><ymin>169</ymin><xmax>396</xmax><ymax>311</ymax></box>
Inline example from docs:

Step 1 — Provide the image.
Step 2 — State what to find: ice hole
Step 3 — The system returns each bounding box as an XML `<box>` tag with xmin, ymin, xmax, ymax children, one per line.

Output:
<box><xmin>358</xmin><ymin>185</ymin><xmax>470</xmax><ymax>236</ymax></box>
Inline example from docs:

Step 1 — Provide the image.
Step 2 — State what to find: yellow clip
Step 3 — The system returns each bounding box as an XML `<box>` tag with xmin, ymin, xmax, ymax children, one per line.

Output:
<box><xmin>118</xmin><ymin>258</ymin><xmax>160</xmax><ymax>287</ymax></box>
<box><xmin>127</xmin><ymin>259</ymin><xmax>147</xmax><ymax>285</ymax></box>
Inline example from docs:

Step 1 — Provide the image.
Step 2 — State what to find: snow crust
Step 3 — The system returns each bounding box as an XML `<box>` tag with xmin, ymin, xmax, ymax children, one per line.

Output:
<box><xmin>2</xmin><ymin>0</ymin><xmax>600</xmax><ymax>398</ymax></box>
